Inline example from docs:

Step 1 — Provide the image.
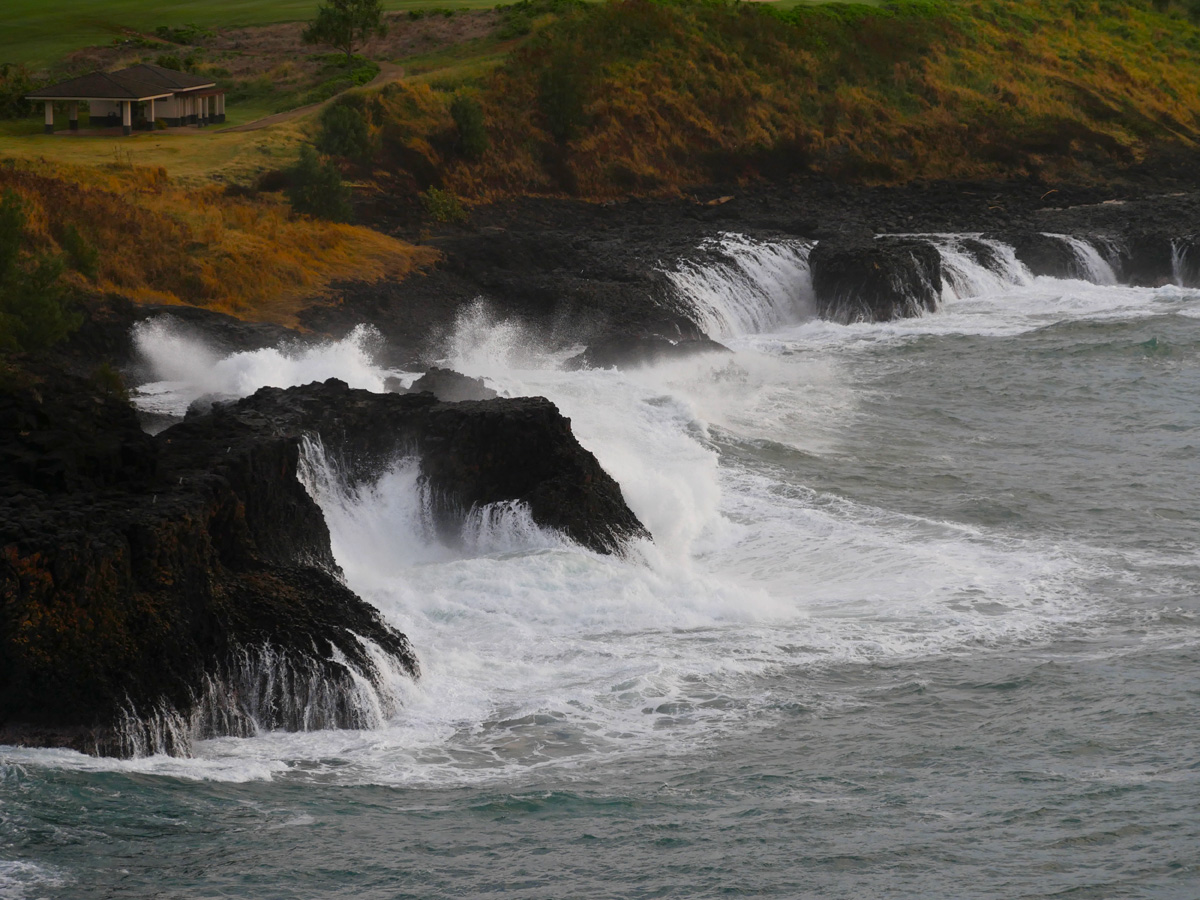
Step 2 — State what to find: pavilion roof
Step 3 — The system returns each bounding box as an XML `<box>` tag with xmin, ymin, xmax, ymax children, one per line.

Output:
<box><xmin>27</xmin><ymin>65</ymin><xmax>216</xmax><ymax>102</ymax></box>
<box><xmin>115</xmin><ymin>64</ymin><xmax>216</xmax><ymax>91</ymax></box>
<box><xmin>27</xmin><ymin>71</ymin><xmax>172</xmax><ymax>101</ymax></box>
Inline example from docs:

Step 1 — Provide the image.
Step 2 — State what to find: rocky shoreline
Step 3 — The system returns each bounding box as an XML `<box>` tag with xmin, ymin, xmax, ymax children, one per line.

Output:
<box><xmin>308</xmin><ymin>165</ymin><xmax>1200</xmax><ymax>362</ymax></box>
<box><xmin>5</xmin><ymin>162</ymin><xmax>1200</xmax><ymax>757</ymax></box>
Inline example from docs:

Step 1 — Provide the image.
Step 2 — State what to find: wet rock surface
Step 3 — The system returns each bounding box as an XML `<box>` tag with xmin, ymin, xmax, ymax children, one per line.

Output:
<box><xmin>319</xmin><ymin>164</ymin><xmax>1200</xmax><ymax>343</ymax></box>
<box><xmin>0</xmin><ymin>364</ymin><xmax>416</xmax><ymax>755</ymax></box>
<box><xmin>385</xmin><ymin>367</ymin><xmax>498</xmax><ymax>402</ymax></box>
<box><xmin>1</xmin><ymin>372</ymin><xmax>643</xmax><ymax>756</ymax></box>
<box><xmin>809</xmin><ymin>238</ymin><xmax>943</xmax><ymax>324</ymax></box>
<box><xmin>218</xmin><ymin>378</ymin><xmax>647</xmax><ymax>553</ymax></box>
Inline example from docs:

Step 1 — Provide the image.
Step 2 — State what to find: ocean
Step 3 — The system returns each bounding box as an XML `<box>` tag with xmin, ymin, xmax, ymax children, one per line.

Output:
<box><xmin>3</xmin><ymin>234</ymin><xmax>1198</xmax><ymax>899</ymax></box>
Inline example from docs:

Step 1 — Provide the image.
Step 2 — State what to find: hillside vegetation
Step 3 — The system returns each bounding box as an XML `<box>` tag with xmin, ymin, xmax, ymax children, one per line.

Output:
<box><xmin>1</xmin><ymin>0</ymin><xmax>498</xmax><ymax>68</ymax></box>
<box><xmin>0</xmin><ymin>160</ymin><xmax>434</xmax><ymax>326</ymax></box>
<box><xmin>326</xmin><ymin>0</ymin><xmax>1200</xmax><ymax>199</ymax></box>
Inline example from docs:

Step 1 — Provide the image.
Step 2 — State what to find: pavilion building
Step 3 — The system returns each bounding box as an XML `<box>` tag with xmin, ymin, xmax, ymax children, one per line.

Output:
<box><xmin>27</xmin><ymin>64</ymin><xmax>226</xmax><ymax>135</ymax></box>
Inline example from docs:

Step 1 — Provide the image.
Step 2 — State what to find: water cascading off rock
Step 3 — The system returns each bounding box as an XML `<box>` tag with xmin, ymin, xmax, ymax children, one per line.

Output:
<box><xmin>0</xmin><ymin>372</ymin><xmax>647</xmax><ymax>757</ymax></box>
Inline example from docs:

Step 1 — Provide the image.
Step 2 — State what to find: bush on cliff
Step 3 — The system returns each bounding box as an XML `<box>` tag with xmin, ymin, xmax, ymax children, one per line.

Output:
<box><xmin>287</xmin><ymin>146</ymin><xmax>354</xmax><ymax>222</ymax></box>
<box><xmin>0</xmin><ymin>189</ymin><xmax>81</xmax><ymax>354</ymax></box>
<box><xmin>317</xmin><ymin>98</ymin><xmax>376</xmax><ymax>163</ymax></box>
<box><xmin>450</xmin><ymin>94</ymin><xmax>489</xmax><ymax>160</ymax></box>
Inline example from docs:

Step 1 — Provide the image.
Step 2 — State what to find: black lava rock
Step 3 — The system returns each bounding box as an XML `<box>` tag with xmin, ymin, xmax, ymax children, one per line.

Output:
<box><xmin>1</xmin><ymin>374</ymin><xmax>645</xmax><ymax>757</ymax></box>
<box><xmin>389</xmin><ymin>367</ymin><xmax>498</xmax><ymax>402</ymax></box>
<box><xmin>809</xmin><ymin>238</ymin><xmax>943</xmax><ymax>323</ymax></box>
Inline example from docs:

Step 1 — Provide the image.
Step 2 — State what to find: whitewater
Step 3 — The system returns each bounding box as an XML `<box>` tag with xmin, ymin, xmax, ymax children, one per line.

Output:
<box><xmin>3</xmin><ymin>233</ymin><xmax>1198</xmax><ymax>899</ymax></box>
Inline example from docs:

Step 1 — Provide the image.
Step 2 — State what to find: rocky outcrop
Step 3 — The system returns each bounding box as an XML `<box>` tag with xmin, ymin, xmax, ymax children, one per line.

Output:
<box><xmin>384</xmin><ymin>367</ymin><xmax>498</xmax><ymax>402</ymax></box>
<box><xmin>1106</xmin><ymin>231</ymin><xmax>1200</xmax><ymax>288</ymax></box>
<box><xmin>205</xmin><ymin>379</ymin><xmax>648</xmax><ymax>553</ymax></box>
<box><xmin>809</xmin><ymin>238</ymin><xmax>943</xmax><ymax>323</ymax></box>
<box><xmin>987</xmin><ymin>230</ymin><xmax>1081</xmax><ymax>279</ymax></box>
<box><xmin>1</xmin><ymin>372</ymin><xmax>645</xmax><ymax>757</ymax></box>
<box><xmin>1171</xmin><ymin>235</ymin><xmax>1200</xmax><ymax>287</ymax></box>
<box><xmin>0</xmin><ymin>365</ymin><xmax>417</xmax><ymax>756</ymax></box>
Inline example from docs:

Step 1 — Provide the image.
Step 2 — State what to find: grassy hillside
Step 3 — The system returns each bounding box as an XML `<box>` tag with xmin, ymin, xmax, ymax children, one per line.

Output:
<box><xmin>0</xmin><ymin>160</ymin><xmax>435</xmax><ymax>325</ymax></box>
<box><xmin>1</xmin><ymin>0</ymin><xmax>497</xmax><ymax>68</ymax></box>
<box><xmin>326</xmin><ymin>0</ymin><xmax>1200</xmax><ymax>199</ymax></box>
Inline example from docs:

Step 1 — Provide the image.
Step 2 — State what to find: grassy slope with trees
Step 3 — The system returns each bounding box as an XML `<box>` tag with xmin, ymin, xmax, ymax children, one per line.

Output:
<box><xmin>4</xmin><ymin>0</ymin><xmax>1200</xmax><ymax>349</ymax></box>
<box><xmin>321</xmin><ymin>0</ymin><xmax>1200</xmax><ymax>201</ymax></box>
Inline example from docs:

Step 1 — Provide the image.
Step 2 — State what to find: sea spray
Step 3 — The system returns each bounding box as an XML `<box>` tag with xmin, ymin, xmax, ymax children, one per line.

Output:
<box><xmin>115</xmin><ymin>232</ymin><xmax>1162</xmax><ymax>783</ymax></box>
<box><xmin>131</xmin><ymin>319</ymin><xmax>393</xmax><ymax>418</ymax></box>
<box><xmin>924</xmin><ymin>234</ymin><xmax>1032</xmax><ymax>299</ymax></box>
<box><xmin>1042</xmin><ymin>233</ymin><xmax>1119</xmax><ymax>284</ymax></box>
<box><xmin>106</xmin><ymin>641</ymin><xmax>408</xmax><ymax>758</ymax></box>
<box><xmin>665</xmin><ymin>233</ymin><xmax>815</xmax><ymax>337</ymax></box>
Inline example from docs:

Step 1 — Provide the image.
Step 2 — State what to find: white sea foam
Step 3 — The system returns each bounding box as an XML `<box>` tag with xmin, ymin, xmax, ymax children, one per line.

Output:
<box><xmin>925</xmin><ymin>234</ymin><xmax>1032</xmax><ymax>299</ymax></box>
<box><xmin>665</xmin><ymin>232</ymin><xmax>815</xmax><ymax>337</ymax></box>
<box><xmin>0</xmin><ymin>860</ymin><xmax>67</xmax><ymax>900</ymax></box>
<box><xmin>744</xmin><ymin>279</ymin><xmax>1194</xmax><ymax>351</ymax></box>
<box><xmin>130</xmin><ymin>319</ymin><xmax>394</xmax><ymax>418</ymax></box>
<box><xmin>25</xmin><ymin>233</ymin><xmax>1187</xmax><ymax>786</ymax></box>
<box><xmin>1043</xmin><ymin>233</ymin><xmax>1119</xmax><ymax>285</ymax></box>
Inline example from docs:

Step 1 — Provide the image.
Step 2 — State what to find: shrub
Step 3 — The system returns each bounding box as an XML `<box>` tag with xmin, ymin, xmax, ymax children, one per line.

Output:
<box><xmin>450</xmin><ymin>94</ymin><xmax>489</xmax><ymax>159</ymax></box>
<box><xmin>0</xmin><ymin>190</ymin><xmax>80</xmax><ymax>354</ymax></box>
<box><xmin>91</xmin><ymin>362</ymin><xmax>130</xmax><ymax>401</ymax></box>
<box><xmin>286</xmin><ymin>146</ymin><xmax>353</xmax><ymax>221</ymax></box>
<box><xmin>421</xmin><ymin>187</ymin><xmax>467</xmax><ymax>223</ymax></box>
<box><xmin>318</xmin><ymin>100</ymin><xmax>375</xmax><ymax>161</ymax></box>
<box><xmin>537</xmin><ymin>44</ymin><xmax>592</xmax><ymax>143</ymax></box>
<box><xmin>154</xmin><ymin>23</ymin><xmax>213</xmax><ymax>45</ymax></box>
<box><xmin>57</xmin><ymin>224</ymin><xmax>100</xmax><ymax>279</ymax></box>
<box><xmin>497</xmin><ymin>0</ymin><xmax>586</xmax><ymax>39</ymax></box>
<box><xmin>0</xmin><ymin>64</ymin><xmax>37</xmax><ymax>120</ymax></box>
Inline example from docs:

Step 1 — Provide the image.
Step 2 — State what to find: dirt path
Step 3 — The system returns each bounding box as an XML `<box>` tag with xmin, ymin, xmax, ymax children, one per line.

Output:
<box><xmin>222</xmin><ymin>62</ymin><xmax>405</xmax><ymax>133</ymax></box>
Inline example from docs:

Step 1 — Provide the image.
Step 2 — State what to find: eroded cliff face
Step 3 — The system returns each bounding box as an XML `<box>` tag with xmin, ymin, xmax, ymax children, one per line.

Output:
<box><xmin>0</xmin><ymin>372</ymin><xmax>646</xmax><ymax>756</ymax></box>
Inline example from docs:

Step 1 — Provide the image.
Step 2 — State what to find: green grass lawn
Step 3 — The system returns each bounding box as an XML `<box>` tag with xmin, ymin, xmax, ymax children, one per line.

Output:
<box><xmin>1</xmin><ymin>0</ymin><xmax>861</xmax><ymax>69</ymax></box>
<box><xmin>0</xmin><ymin>0</ymin><xmax>498</xmax><ymax>68</ymax></box>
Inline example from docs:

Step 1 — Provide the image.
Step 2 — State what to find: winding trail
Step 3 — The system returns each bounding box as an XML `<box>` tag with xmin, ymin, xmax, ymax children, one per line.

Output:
<box><xmin>221</xmin><ymin>62</ymin><xmax>405</xmax><ymax>133</ymax></box>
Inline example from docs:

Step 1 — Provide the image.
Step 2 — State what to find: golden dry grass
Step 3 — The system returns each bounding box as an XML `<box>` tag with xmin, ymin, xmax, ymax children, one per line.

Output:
<box><xmin>1</xmin><ymin>159</ymin><xmax>437</xmax><ymax>327</ymax></box>
<box><xmin>345</xmin><ymin>0</ymin><xmax>1200</xmax><ymax>199</ymax></box>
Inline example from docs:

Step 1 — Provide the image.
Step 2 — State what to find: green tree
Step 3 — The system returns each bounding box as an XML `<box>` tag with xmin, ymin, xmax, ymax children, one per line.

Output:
<box><xmin>0</xmin><ymin>190</ymin><xmax>81</xmax><ymax>354</ymax></box>
<box><xmin>302</xmin><ymin>0</ymin><xmax>388</xmax><ymax>62</ymax></box>
<box><xmin>0</xmin><ymin>64</ymin><xmax>36</xmax><ymax>120</ymax></box>
<box><xmin>286</xmin><ymin>146</ymin><xmax>353</xmax><ymax>222</ymax></box>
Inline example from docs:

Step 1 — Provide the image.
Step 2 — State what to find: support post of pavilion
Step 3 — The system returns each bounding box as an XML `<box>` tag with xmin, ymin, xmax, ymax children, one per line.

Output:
<box><xmin>121</xmin><ymin>100</ymin><xmax>131</xmax><ymax>136</ymax></box>
<box><xmin>43</xmin><ymin>101</ymin><xmax>53</xmax><ymax>134</ymax></box>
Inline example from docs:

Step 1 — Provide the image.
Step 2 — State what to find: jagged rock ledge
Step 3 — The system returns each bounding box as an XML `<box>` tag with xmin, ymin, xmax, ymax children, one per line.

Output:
<box><xmin>805</xmin><ymin>229</ymin><xmax>1200</xmax><ymax>324</ymax></box>
<box><xmin>1</xmin><ymin>371</ymin><xmax>646</xmax><ymax>757</ymax></box>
